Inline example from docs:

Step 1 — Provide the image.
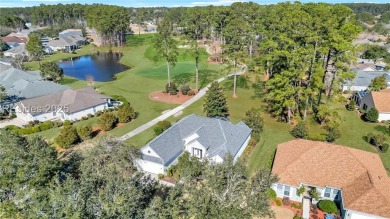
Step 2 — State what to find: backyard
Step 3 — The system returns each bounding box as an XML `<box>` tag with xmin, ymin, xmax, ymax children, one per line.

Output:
<box><xmin>23</xmin><ymin>34</ymin><xmax>390</xmax><ymax>176</ymax></box>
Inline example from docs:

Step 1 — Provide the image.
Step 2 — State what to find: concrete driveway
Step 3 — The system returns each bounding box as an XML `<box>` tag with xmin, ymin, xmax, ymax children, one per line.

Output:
<box><xmin>0</xmin><ymin>118</ymin><xmax>27</xmax><ymax>128</ymax></box>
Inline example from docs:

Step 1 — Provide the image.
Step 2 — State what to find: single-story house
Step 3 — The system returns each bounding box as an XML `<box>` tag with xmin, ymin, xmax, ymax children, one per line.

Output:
<box><xmin>6</xmin><ymin>30</ymin><xmax>30</xmax><ymax>39</ymax></box>
<box><xmin>59</xmin><ymin>29</ymin><xmax>83</xmax><ymax>38</ymax></box>
<box><xmin>137</xmin><ymin>114</ymin><xmax>252</xmax><ymax>174</ymax></box>
<box><xmin>352</xmin><ymin>91</ymin><xmax>368</xmax><ymax>106</ymax></box>
<box><xmin>1</xmin><ymin>36</ymin><xmax>27</xmax><ymax>45</ymax></box>
<box><xmin>272</xmin><ymin>139</ymin><xmax>390</xmax><ymax>219</ymax></box>
<box><xmin>47</xmin><ymin>38</ymin><xmax>77</xmax><ymax>52</ymax></box>
<box><xmin>15</xmin><ymin>87</ymin><xmax>112</xmax><ymax>122</ymax></box>
<box><xmin>342</xmin><ymin>69</ymin><xmax>390</xmax><ymax>92</ymax></box>
<box><xmin>3</xmin><ymin>44</ymin><xmax>27</xmax><ymax>58</ymax></box>
<box><xmin>0</xmin><ymin>68</ymin><xmax>69</xmax><ymax>112</ymax></box>
<box><xmin>359</xmin><ymin>89</ymin><xmax>390</xmax><ymax>122</ymax></box>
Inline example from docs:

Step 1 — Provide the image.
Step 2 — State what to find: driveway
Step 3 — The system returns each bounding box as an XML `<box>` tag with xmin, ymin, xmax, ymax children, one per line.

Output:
<box><xmin>0</xmin><ymin>118</ymin><xmax>27</xmax><ymax>128</ymax></box>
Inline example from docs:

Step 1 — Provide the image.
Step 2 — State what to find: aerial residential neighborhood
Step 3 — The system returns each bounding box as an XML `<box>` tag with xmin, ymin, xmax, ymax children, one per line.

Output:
<box><xmin>0</xmin><ymin>1</ymin><xmax>390</xmax><ymax>219</ymax></box>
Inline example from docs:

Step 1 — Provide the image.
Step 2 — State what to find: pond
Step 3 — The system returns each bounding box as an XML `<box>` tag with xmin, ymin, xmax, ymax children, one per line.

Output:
<box><xmin>57</xmin><ymin>52</ymin><xmax>128</xmax><ymax>82</ymax></box>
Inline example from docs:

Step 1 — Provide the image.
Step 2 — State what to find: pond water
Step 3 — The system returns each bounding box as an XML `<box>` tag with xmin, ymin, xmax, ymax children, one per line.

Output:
<box><xmin>57</xmin><ymin>52</ymin><xmax>128</xmax><ymax>82</ymax></box>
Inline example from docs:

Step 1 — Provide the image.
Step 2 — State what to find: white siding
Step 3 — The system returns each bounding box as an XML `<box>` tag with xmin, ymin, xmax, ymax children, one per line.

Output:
<box><xmin>137</xmin><ymin>159</ymin><xmax>165</xmax><ymax>175</ymax></box>
<box><xmin>378</xmin><ymin>113</ymin><xmax>390</xmax><ymax>122</ymax></box>
<box><xmin>272</xmin><ymin>183</ymin><xmax>301</xmax><ymax>202</ymax></box>
<box><xmin>65</xmin><ymin>103</ymin><xmax>107</xmax><ymax>121</ymax></box>
<box><xmin>344</xmin><ymin>210</ymin><xmax>388</xmax><ymax>219</ymax></box>
<box><xmin>234</xmin><ymin>135</ymin><xmax>251</xmax><ymax>161</ymax></box>
<box><xmin>33</xmin><ymin>112</ymin><xmax>58</xmax><ymax>121</ymax></box>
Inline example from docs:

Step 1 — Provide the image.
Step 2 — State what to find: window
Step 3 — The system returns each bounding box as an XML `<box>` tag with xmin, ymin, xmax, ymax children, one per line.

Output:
<box><xmin>363</xmin><ymin>104</ymin><xmax>368</xmax><ymax>111</ymax></box>
<box><xmin>284</xmin><ymin>186</ymin><xmax>290</xmax><ymax>196</ymax></box>
<box><xmin>333</xmin><ymin>189</ymin><xmax>338</xmax><ymax>199</ymax></box>
<box><xmin>277</xmin><ymin>184</ymin><xmax>283</xmax><ymax>195</ymax></box>
<box><xmin>324</xmin><ymin>188</ymin><xmax>331</xmax><ymax>198</ymax></box>
<box><xmin>193</xmin><ymin>148</ymin><xmax>203</xmax><ymax>159</ymax></box>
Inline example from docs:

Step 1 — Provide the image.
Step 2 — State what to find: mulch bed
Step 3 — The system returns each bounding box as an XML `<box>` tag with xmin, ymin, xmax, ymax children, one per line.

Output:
<box><xmin>149</xmin><ymin>91</ymin><xmax>194</xmax><ymax>104</ymax></box>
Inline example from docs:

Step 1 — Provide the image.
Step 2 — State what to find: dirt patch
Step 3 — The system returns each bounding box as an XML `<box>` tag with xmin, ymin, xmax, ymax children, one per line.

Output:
<box><xmin>116</xmin><ymin>123</ymin><xmax>126</xmax><ymax>127</ymax></box>
<box><xmin>149</xmin><ymin>91</ymin><xmax>194</xmax><ymax>104</ymax></box>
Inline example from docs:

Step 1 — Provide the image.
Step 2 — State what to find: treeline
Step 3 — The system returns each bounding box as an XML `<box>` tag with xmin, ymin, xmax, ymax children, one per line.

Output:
<box><xmin>0</xmin><ymin>131</ymin><xmax>276</xmax><ymax>218</ymax></box>
<box><xmin>160</xmin><ymin>2</ymin><xmax>360</xmax><ymax>127</ymax></box>
<box><xmin>343</xmin><ymin>3</ymin><xmax>390</xmax><ymax>15</ymax></box>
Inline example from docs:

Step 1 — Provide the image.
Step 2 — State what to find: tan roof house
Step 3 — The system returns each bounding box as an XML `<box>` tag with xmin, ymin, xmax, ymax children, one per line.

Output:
<box><xmin>271</xmin><ymin>139</ymin><xmax>390</xmax><ymax>219</ymax></box>
<box><xmin>359</xmin><ymin>89</ymin><xmax>390</xmax><ymax>122</ymax></box>
<box><xmin>15</xmin><ymin>87</ymin><xmax>113</xmax><ymax>122</ymax></box>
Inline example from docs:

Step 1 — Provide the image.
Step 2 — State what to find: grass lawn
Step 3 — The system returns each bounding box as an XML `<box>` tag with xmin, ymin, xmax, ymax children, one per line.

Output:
<box><xmin>27</xmin><ymin>34</ymin><xmax>225</xmax><ymax>142</ymax></box>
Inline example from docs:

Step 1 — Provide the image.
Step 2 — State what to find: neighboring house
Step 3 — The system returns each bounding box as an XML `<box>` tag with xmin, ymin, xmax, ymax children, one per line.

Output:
<box><xmin>47</xmin><ymin>38</ymin><xmax>77</xmax><ymax>52</ymax></box>
<box><xmin>1</xmin><ymin>36</ymin><xmax>27</xmax><ymax>46</ymax></box>
<box><xmin>352</xmin><ymin>91</ymin><xmax>368</xmax><ymax>106</ymax></box>
<box><xmin>0</xmin><ymin>68</ymin><xmax>69</xmax><ymax>112</ymax></box>
<box><xmin>7</xmin><ymin>30</ymin><xmax>30</xmax><ymax>39</ymax></box>
<box><xmin>40</xmin><ymin>37</ymin><xmax>50</xmax><ymax>46</ymax></box>
<box><xmin>3</xmin><ymin>44</ymin><xmax>27</xmax><ymax>58</ymax></box>
<box><xmin>43</xmin><ymin>46</ymin><xmax>53</xmax><ymax>54</ymax></box>
<box><xmin>15</xmin><ymin>87</ymin><xmax>112</xmax><ymax>122</ymax></box>
<box><xmin>359</xmin><ymin>89</ymin><xmax>390</xmax><ymax>121</ymax></box>
<box><xmin>342</xmin><ymin>69</ymin><xmax>390</xmax><ymax>92</ymax></box>
<box><xmin>271</xmin><ymin>139</ymin><xmax>390</xmax><ymax>219</ymax></box>
<box><xmin>59</xmin><ymin>29</ymin><xmax>83</xmax><ymax>38</ymax></box>
<box><xmin>137</xmin><ymin>114</ymin><xmax>252</xmax><ymax>174</ymax></box>
<box><xmin>355</xmin><ymin>63</ymin><xmax>376</xmax><ymax>72</ymax></box>
<box><xmin>0</xmin><ymin>58</ymin><xmax>13</xmax><ymax>72</ymax></box>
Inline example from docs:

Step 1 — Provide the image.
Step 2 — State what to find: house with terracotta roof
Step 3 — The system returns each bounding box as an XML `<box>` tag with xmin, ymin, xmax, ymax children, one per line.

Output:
<box><xmin>271</xmin><ymin>139</ymin><xmax>390</xmax><ymax>219</ymax></box>
<box><xmin>359</xmin><ymin>89</ymin><xmax>390</xmax><ymax>122</ymax></box>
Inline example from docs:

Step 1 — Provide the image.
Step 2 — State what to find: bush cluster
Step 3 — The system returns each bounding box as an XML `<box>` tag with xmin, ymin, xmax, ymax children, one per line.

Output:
<box><xmin>8</xmin><ymin>121</ymin><xmax>64</xmax><ymax>135</ymax></box>
<box><xmin>180</xmin><ymin>84</ymin><xmax>191</xmax><ymax>95</ymax></box>
<box><xmin>98</xmin><ymin>112</ymin><xmax>118</xmax><ymax>131</ymax></box>
<box><xmin>291</xmin><ymin>121</ymin><xmax>308</xmax><ymax>139</ymax></box>
<box><xmin>154</xmin><ymin>120</ymin><xmax>172</xmax><ymax>136</ymax></box>
<box><xmin>117</xmin><ymin>102</ymin><xmax>136</xmax><ymax>123</ymax></box>
<box><xmin>165</xmin><ymin>83</ymin><xmax>178</xmax><ymax>95</ymax></box>
<box><xmin>317</xmin><ymin>200</ymin><xmax>338</xmax><ymax>213</ymax></box>
<box><xmin>55</xmin><ymin>124</ymin><xmax>93</xmax><ymax>148</ymax></box>
<box><xmin>366</xmin><ymin>132</ymin><xmax>389</xmax><ymax>152</ymax></box>
<box><xmin>365</xmin><ymin>108</ymin><xmax>379</xmax><ymax>122</ymax></box>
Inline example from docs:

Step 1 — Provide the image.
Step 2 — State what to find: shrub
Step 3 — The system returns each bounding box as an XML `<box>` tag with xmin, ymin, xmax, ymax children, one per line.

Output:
<box><xmin>165</xmin><ymin>83</ymin><xmax>177</xmax><ymax>93</ymax></box>
<box><xmin>39</xmin><ymin>121</ymin><xmax>52</xmax><ymax>131</ymax></box>
<box><xmin>157</xmin><ymin>173</ymin><xmax>164</xmax><ymax>180</ymax></box>
<box><xmin>117</xmin><ymin>102</ymin><xmax>136</xmax><ymax>123</ymax></box>
<box><xmin>347</xmin><ymin>100</ymin><xmax>356</xmax><ymax>111</ymax></box>
<box><xmin>31</xmin><ymin>126</ymin><xmax>41</xmax><ymax>133</ymax></box>
<box><xmin>275</xmin><ymin>199</ymin><xmax>282</xmax><ymax>206</ymax></box>
<box><xmin>98</xmin><ymin>112</ymin><xmax>117</xmax><ymax>131</ymax></box>
<box><xmin>307</xmin><ymin>134</ymin><xmax>326</xmax><ymax>141</ymax></box>
<box><xmin>95</xmin><ymin>110</ymin><xmax>103</xmax><ymax>117</ymax></box>
<box><xmin>63</xmin><ymin>120</ymin><xmax>72</xmax><ymax>126</ymax></box>
<box><xmin>169</xmin><ymin>90</ymin><xmax>178</xmax><ymax>95</ymax></box>
<box><xmin>181</xmin><ymin>84</ymin><xmax>190</xmax><ymax>95</ymax></box>
<box><xmin>367</xmin><ymin>132</ymin><xmax>387</xmax><ymax>148</ymax></box>
<box><xmin>380</xmin><ymin>143</ymin><xmax>389</xmax><ymax>153</ymax></box>
<box><xmin>111</xmin><ymin>95</ymin><xmax>129</xmax><ymax>104</ymax></box>
<box><xmin>266</xmin><ymin>188</ymin><xmax>277</xmax><ymax>200</ymax></box>
<box><xmin>296</xmin><ymin>186</ymin><xmax>306</xmax><ymax>196</ymax></box>
<box><xmin>4</xmin><ymin>125</ymin><xmax>21</xmax><ymax>132</ymax></box>
<box><xmin>291</xmin><ymin>203</ymin><xmax>302</xmax><ymax>209</ymax></box>
<box><xmin>17</xmin><ymin>128</ymin><xmax>34</xmax><ymax>135</ymax></box>
<box><xmin>77</xmin><ymin>125</ymin><xmax>93</xmax><ymax>141</ymax></box>
<box><xmin>325</xmin><ymin>127</ymin><xmax>341</xmax><ymax>143</ymax></box>
<box><xmin>317</xmin><ymin>200</ymin><xmax>338</xmax><ymax>213</ymax></box>
<box><xmin>154</xmin><ymin>120</ymin><xmax>172</xmax><ymax>136</ymax></box>
<box><xmin>10</xmin><ymin>113</ymin><xmax>16</xmax><ymax>119</ymax></box>
<box><xmin>52</xmin><ymin>121</ymin><xmax>63</xmax><ymax>128</ymax></box>
<box><xmin>87</xmin><ymin>113</ymin><xmax>94</xmax><ymax>118</ymax></box>
<box><xmin>55</xmin><ymin>125</ymin><xmax>80</xmax><ymax>149</ymax></box>
<box><xmin>188</xmin><ymin>90</ymin><xmax>195</xmax><ymax>96</ymax></box>
<box><xmin>291</xmin><ymin>121</ymin><xmax>308</xmax><ymax>139</ymax></box>
<box><xmin>365</xmin><ymin>108</ymin><xmax>379</xmax><ymax>122</ymax></box>
<box><xmin>293</xmin><ymin>214</ymin><xmax>303</xmax><ymax>219</ymax></box>
<box><xmin>282</xmin><ymin>197</ymin><xmax>290</xmax><ymax>206</ymax></box>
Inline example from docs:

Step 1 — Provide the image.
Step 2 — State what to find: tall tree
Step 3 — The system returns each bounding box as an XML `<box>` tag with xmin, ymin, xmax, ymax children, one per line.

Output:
<box><xmin>203</xmin><ymin>81</ymin><xmax>229</xmax><ymax>118</ymax></box>
<box><xmin>40</xmin><ymin>62</ymin><xmax>64</xmax><ymax>82</ymax></box>
<box><xmin>369</xmin><ymin>74</ymin><xmax>388</xmax><ymax>91</ymax></box>
<box><xmin>25</xmin><ymin>36</ymin><xmax>43</xmax><ymax>61</ymax></box>
<box><xmin>153</xmin><ymin>18</ymin><xmax>178</xmax><ymax>88</ymax></box>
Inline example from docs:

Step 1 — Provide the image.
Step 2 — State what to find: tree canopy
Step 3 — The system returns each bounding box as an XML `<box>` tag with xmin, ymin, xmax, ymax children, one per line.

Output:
<box><xmin>203</xmin><ymin>81</ymin><xmax>229</xmax><ymax>118</ymax></box>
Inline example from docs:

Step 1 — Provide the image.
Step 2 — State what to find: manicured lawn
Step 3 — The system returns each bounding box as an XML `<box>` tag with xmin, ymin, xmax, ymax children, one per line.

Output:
<box><xmin>27</xmin><ymin>34</ymin><xmax>225</xmax><ymax>142</ymax></box>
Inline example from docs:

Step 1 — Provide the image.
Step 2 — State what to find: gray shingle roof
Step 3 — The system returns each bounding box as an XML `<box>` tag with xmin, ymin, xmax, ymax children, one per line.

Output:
<box><xmin>349</xmin><ymin>69</ymin><xmax>390</xmax><ymax>87</ymax></box>
<box><xmin>146</xmin><ymin>114</ymin><xmax>251</xmax><ymax>166</ymax></box>
<box><xmin>19</xmin><ymin>87</ymin><xmax>110</xmax><ymax>115</ymax></box>
<box><xmin>0</xmin><ymin>68</ymin><xmax>69</xmax><ymax>105</ymax></box>
<box><xmin>4</xmin><ymin>44</ymin><xmax>26</xmax><ymax>55</ymax></box>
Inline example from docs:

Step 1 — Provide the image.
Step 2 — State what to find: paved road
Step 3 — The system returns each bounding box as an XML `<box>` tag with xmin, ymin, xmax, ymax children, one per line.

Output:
<box><xmin>119</xmin><ymin>66</ymin><xmax>246</xmax><ymax>141</ymax></box>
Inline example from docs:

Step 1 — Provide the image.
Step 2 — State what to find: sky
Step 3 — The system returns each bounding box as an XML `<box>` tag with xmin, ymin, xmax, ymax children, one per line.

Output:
<box><xmin>0</xmin><ymin>0</ymin><xmax>388</xmax><ymax>8</ymax></box>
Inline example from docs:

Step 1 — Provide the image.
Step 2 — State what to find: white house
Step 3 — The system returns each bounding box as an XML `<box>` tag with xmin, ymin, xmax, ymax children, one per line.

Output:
<box><xmin>358</xmin><ymin>89</ymin><xmax>390</xmax><ymax>122</ymax></box>
<box><xmin>137</xmin><ymin>114</ymin><xmax>252</xmax><ymax>174</ymax></box>
<box><xmin>15</xmin><ymin>87</ymin><xmax>113</xmax><ymax>122</ymax></box>
<box><xmin>3</xmin><ymin>44</ymin><xmax>27</xmax><ymax>58</ymax></box>
<box><xmin>272</xmin><ymin>139</ymin><xmax>390</xmax><ymax>219</ymax></box>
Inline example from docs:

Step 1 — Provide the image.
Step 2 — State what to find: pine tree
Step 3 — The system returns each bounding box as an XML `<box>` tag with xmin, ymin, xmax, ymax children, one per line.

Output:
<box><xmin>203</xmin><ymin>82</ymin><xmax>229</xmax><ymax>118</ymax></box>
<box><xmin>347</xmin><ymin>100</ymin><xmax>356</xmax><ymax>111</ymax></box>
<box><xmin>365</xmin><ymin>108</ymin><xmax>379</xmax><ymax>122</ymax></box>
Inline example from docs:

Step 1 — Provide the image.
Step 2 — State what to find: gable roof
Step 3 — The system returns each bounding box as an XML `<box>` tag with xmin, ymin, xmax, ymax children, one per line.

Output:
<box><xmin>47</xmin><ymin>38</ymin><xmax>76</xmax><ymax>47</ymax></box>
<box><xmin>272</xmin><ymin>139</ymin><xmax>390</xmax><ymax>218</ymax></box>
<box><xmin>1</xmin><ymin>36</ymin><xmax>27</xmax><ymax>43</ymax></box>
<box><xmin>18</xmin><ymin>87</ymin><xmax>110</xmax><ymax>115</ymax></box>
<box><xmin>0</xmin><ymin>68</ymin><xmax>69</xmax><ymax>103</ymax></box>
<box><xmin>145</xmin><ymin>114</ymin><xmax>251</xmax><ymax>166</ymax></box>
<box><xmin>4</xmin><ymin>44</ymin><xmax>26</xmax><ymax>55</ymax></box>
<box><xmin>348</xmin><ymin>69</ymin><xmax>390</xmax><ymax>88</ymax></box>
<box><xmin>370</xmin><ymin>89</ymin><xmax>390</xmax><ymax>112</ymax></box>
